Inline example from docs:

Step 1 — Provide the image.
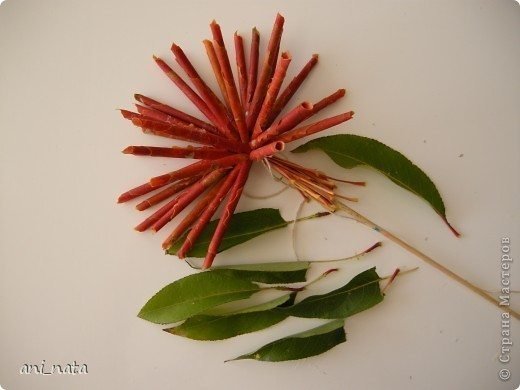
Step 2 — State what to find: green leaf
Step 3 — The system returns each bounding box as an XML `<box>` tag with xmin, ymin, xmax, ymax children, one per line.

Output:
<box><xmin>165</xmin><ymin>294</ymin><xmax>296</xmax><ymax>341</ymax></box>
<box><xmin>293</xmin><ymin>134</ymin><xmax>450</xmax><ymax>224</ymax></box>
<box><xmin>138</xmin><ymin>269</ymin><xmax>261</xmax><ymax>324</ymax></box>
<box><xmin>203</xmin><ymin>293</ymin><xmax>294</xmax><ymax>316</ymax></box>
<box><xmin>167</xmin><ymin>208</ymin><xmax>289</xmax><ymax>257</ymax></box>
<box><xmin>283</xmin><ymin>267</ymin><xmax>383</xmax><ymax>319</ymax></box>
<box><xmin>212</xmin><ymin>261</ymin><xmax>310</xmax><ymax>284</ymax></box>
<box><xmin>228</xmin><ymin>319</ymin><xmax>346</xmax><ymax>362</ymax></box>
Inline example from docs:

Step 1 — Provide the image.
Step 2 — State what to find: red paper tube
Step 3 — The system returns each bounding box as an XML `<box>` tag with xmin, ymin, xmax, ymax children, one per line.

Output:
<box><xmin>246</xmin><ymin>13</ymin><xmax>285</xmax><ymax>130</ymax></box>
<box><xmin>176</xmin><ymin>165</ymin><xmax>242</xmax><ymax>258</ymax></box>
<box><xmin>211</xmin><ymin>21</ymin><xmax>248</xmax><ymax>143</ymax></box>
<box><xmin>135</xmin><ymin>175</ymin><xmax>201</xmax><ymax>211</ymax></box>
<box><xmin>135</xmin><ymin>104</ymin><xmax>197</xmax><ymax>128</ymax></box>
<box><xmin>118</xmin><ymin>181</ymin><xmax>164</xmax><ymax>204</ymax></box>
<box><xmin>234</xmin><ymin>32</ymin><xmax>248</xmax><ymax>107</ymax></box>
<box><xmin>252</xmin><ymin>51</ymin><xmax>292</xmax><ymax>138</ymax></box>
<box><xmin>249</xmin><ymin>141</ymin><xmax>285</xmax><ymax>161</ymax></box>
<box><xmin>312</xmin><ymin>88</ymin><xmax>346</xmax><ymax>114</ymax></box>
<box><xmin>266</xmin><ymin>54</ymin><xmax>319</xmax><ymax>126</ymax></box>
<box><xmin>122</xmin><ymin>145</ymin><xmax>230</xmax><ymax>160</ymax></box>
<box><xmin>134</xmin><ymin>94</ymin><xmax>217</xmax><ymax>134</ymax></box>
<box><xmin>245</xmin><ymin>27</ymin><xmax>260</xmax><ymax>111</ymax></box>
<box><xmin>170</xmin><ymin>43</ymin><xmax>237</xmax><ymax>140</ymax></box>
<box><xmin>151</xmin><ymin>168</ymin><xmax>228</xmax><ymax>232</ymax></box>
<box><xmin>276</xmin><ymin>111</ymin><xmax>355</xmax><ymax>144</ymax></box>
<box><xmin>161</xmin><ymin>182</ymin><xmax>222</xmax><ymax>250</ymax></box>
<box><xmin>203</xmin><ymin>161</ymin><xmax>252</xmax><ymax>268</ymax></box>
<box><xmin>250</xmin><ymin>101</ymin><xmax>313</xmax><ymax>149</ymax></box>
<box><xmin>130</xmin><ymin>116</ymin><xmax>247</xmax><ymax>153</ymax></box>
<box><xmin>149</xmin><ymin>153</ymin><xmax>247</xmax><ymax>188</ymax></box>
<box><xmin>134</xmin><ymin>195</ymin><xmax>183</xmax><ymax>232</ymax></box>
<box><xmin>153</xmin><ymin>56</ymin><xmax>220</xmax><ymax>128</ymax></box>
<box><xmin>203</xmin><ymin>40</ymin><xmax>230</xmax><ymax>111</ymax></box>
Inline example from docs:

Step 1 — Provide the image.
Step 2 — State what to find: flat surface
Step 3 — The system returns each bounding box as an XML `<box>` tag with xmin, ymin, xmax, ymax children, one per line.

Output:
<box><xmin>1</xmin><ymin>0</ymin><xmax>519</xmax><ymax>389</ymax></box>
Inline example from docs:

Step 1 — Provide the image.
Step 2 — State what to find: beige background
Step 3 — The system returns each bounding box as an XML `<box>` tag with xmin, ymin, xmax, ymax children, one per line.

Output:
<box><xmin>0</xmin><ymin>0</ymin><xmax>519</xmax><ymax>389</ymax></box>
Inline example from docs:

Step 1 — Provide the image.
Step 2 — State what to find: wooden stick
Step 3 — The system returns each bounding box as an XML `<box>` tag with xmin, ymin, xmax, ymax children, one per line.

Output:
<box><xmin>203</xmin><ymin>39</ymin><xmax>230</xmax><ymax>111</ymax></box>
<box><xmin>134</xmin><ymin>93</ymin><xmax>217</xmax><ymax>134</ymax></box>
<box><xmin>135</xmin><ymin>175</ymin><xmax>201</xmax><ymax>211</ymax></box>
<box><xmin>211</xmin><ymin>21</ymin><xmax>249</xmax><ymax>143</ymax></box>
<box><xmin>170</xmin><ymin>43</ymin><xmax>237</xmax><ymax>140</ymax></box>
<box><xmin>252</xmin><ymin>51</ymin><xmax>292</xmax><ymax>138</ymax></box>
<box><xmin>153</xmin><ymin>55</ymin><xmax>220</xmax><ymax>127</ymax></box>
<box><xmin>335</xmin><ymin>201</ymin><xmax>520</xmax><ymax>321</ymax></box>
<box><xmin>249</xmin><ymin>141</ymin><xmax>285</xmax><ymax>161</ymax></box>
<box><xmin>250</xmin><ymin>102</ymin><xmax>313</xmax><ymax>149</ymax></box>
<box><xmin>276</xmin><ymin>111</ymin><xmax>355</xmax><ymax>144</ymax></box>
<box><xmin>266</xmin><ymin>54</ymin><xmax>319</xmax><ymax>126</ymax></box>
<box><xmin>149</xmin><ymin>154</ymin><xmax>247</xmax><ymax>188</ymax></box>
<box><xmin>246</xmin><ymin>27</ymin><xmax>260</xmax><ymax>112</ymax></box>
<box><xmin>122</xmin><ymin>145</ymin><xmax>230</xmax><ymax>159</ymax></box>
<box><xmin>177</xmin><ymin>165</ymin><xmax>242</xmax><ymax>258</ymax></box>
<box><xmin>203</xmin><ymin>161</ymin><xmax>252</xmax><ymax>268</ymax></box>
<box><xmin>151</xmin><ymin>169</ymin><xmax>228</xmax><ymax>232</ymax></box>
<box><xmin>246</xmin><ymin>13</ymin><xmax>285</xmax><ymax>130</ymax></box>
<box><xmin>234</xmin><ymin>32</ymin><xmax>248</xmax><ymax>108</ymax></box>
<box><xmin>161</xmin><ymin>183</ymin><xmax>223</xmax><ymax>250</ymax></box>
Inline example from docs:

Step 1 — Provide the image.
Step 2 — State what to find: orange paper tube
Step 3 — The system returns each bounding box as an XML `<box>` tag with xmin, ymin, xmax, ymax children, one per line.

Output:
<box><xmin>276</xmin><ymin>111</ymin><xmax>355</xmax><ymax>144</ymax></box>
<box><xmin>252</xmin><ymin>51</ymin><xmax>292</xmax><ymax>138</ymax></box>
<box><xmin>203</xmin><ymin>161</ymin><xmax>252</xmax><ymax>268</ymax></box>
<box><xmin>149</xmin><ymin>153</ymin><xmax>247</xmax><ymax>188</ymax></box>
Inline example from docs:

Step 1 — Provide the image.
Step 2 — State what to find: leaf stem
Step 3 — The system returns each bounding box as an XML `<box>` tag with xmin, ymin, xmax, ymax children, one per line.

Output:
<box><xmin>274</xmin><ymin>268</ymin><xmax>339</xmax><ymax>292</ymax></box>
<box><xmin>336</xmin><ymin>201</ymin><xmax>520</xmax><ymax>320</ymax></box>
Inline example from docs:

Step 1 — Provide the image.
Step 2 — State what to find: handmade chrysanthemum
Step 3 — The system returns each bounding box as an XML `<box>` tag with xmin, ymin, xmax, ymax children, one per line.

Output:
<box><xmin>118</xmin><ymin>14</ymin><xmax>361</xmax><ymax>268</ymax></box>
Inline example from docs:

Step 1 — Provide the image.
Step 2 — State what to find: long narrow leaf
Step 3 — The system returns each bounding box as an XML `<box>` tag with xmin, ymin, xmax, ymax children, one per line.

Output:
<box><xmin>228</xmin><ymin>319</ymin><xmax>346</xmax><ymax>362</ymax></box>
<box><xmin>138</xmin><ymin>270</ymin><xmax>261</xmax><ymax>324</ymax></box>
<box><xmin>283</xmin><ymin>267</ymin><xmax>383</xmax><ymax>319</ymax></box>
<box><xmin>167</xmin><ymin>208</ymin><xmax>288</xmax><ymax>257</ymax></box>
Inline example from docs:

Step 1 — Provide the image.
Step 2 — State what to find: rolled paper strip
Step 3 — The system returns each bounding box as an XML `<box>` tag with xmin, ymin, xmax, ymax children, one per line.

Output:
<box><xmin>177</xmin><ymin>165</ymin><xmax>242</xmax><ymax>258</ymax></box>
<box><xmin>161</xmin><ymin>183</ymin><xmax>222</xmax><ymax>250</ymax></box>
<box><xmin>311</xmin><ymin>88</ymin><xmax>346</xmax><ymax>114</ymax></box>
<box><xmin>266</xmin><ymin>54</ymin><xmax>319</xmax><ymax>126</ymax></box>
<box><xmin>134</xmin><ymin>195</ymin><xmax>183</xmax><ymax>232</ymax></box>
<box><xmin>234</xmin><ymin>32</ymin><xmax>248</xmax><ymax>108</ymax></box>
<box><xmin>122</xmin><ymin>145</ymin><xmax>230</xmax><ymax>160</ymax></box>
<box><xmin>135</xmin><ymin>104</ymin><xmax>191</xmax><ymax>127</ymax></box>
<box><xmin>153</xmin><ymin>55</ymin><xmax>220</xmax><ymax>128</ymax></box>
<box><xmin>118</xmin><ymin>181</ymin><xmax>165</xmax><ymax>204</ymax></box>
<box><xmin>119</xmin><ymin>109</ymin><xmax>141</xmax><ymax>120</ymax></box>
<box><xmin>149</xmin><ymin>153</ymin><xmax>247</xmax><ymax>188</ymax></box>
<box><xmin>250</xmin><ymin>101</ymin><xmax>313</xmax><ymax>149</ymax></box>
<box><xmin>276</xmin><ymin>111</ymin><xmax>354</xmax><ymax>144</ymax></box>
<box><xmin>135</xmin><ymin>104</ymin><xmax>195</xmax><ymax>128</ymax></box>
<box><xmin>130</xmin><ymin>117</ymin><xmax>247</xmax><ymax>153</ymax></box>
<box><xmin>211</xmin><ymin>21</ymin><xmax>248</xmax><ymax>143</ymax></box>
<box><xmin>151</xmin><ymin>168</ymin><xmax>228</xmax><ymax>232</ymax></box>
<box><xmin>252</xmin><ymin>51</ymin><xmax>292</xmax><ymax>138</ymax></box>
<box><xmin>134</xmin><ymin>94</ymin><xmax>217</xmax><ymax>134</ymax></box>
<box><xmin>203</xmin><ymin>40</ymin><xmax>230</xmax><ymax>110</ymax></box>
<box><xmin>247</xmin><ymin>13</ymin><xmax>285</xmax><ymax>130</ymax></box>
<box><xmin>136</xmin><ymin>176</ymin><xmax>202</xmax><ymax>211</ymax></box>
<box><xmin>171</xmin><ymin>43</ymin><xmax>236</xmax><ymax>140</ymax></box>
<box><xmin>203</xmin><ymin>161</ymin><xmax>252</xmax><ymax>269</ymax></box>
<box><xmin>245</xmin><ymin>27</ymin><xmax>260</xmax><ymax>111</ymax></box>
<box><xmin>249</xmin><ymin>141</ymin><xmax>285</xmax><ymax>161</ymax></box>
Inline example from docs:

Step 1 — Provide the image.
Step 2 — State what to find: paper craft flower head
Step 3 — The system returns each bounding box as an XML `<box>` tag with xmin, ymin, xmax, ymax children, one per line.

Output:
<box><xmin>118</xmin><ymin>13</ymin><xmax>362</xmax><ymax>269</ymax></box>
